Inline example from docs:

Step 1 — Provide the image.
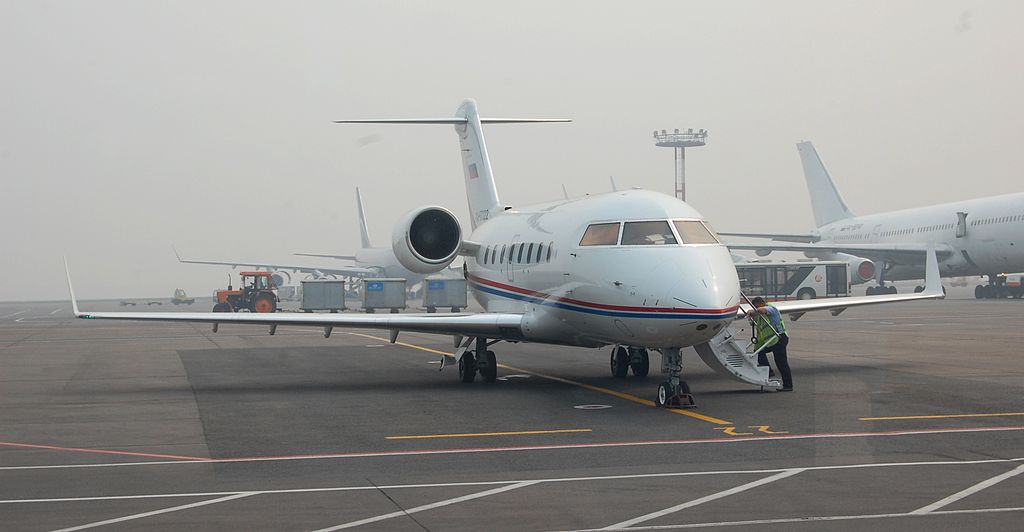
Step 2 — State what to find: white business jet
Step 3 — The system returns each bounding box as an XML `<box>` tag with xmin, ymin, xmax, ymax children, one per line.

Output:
<box><xmin>724</xmin><ymin>141</ymin><xmax>1024</xmax><ymax>298</ymax></box>
<box><xmin>66</xmin><ymin>100</ymin><xmax>944</xmax><ymax>407</ymax></box>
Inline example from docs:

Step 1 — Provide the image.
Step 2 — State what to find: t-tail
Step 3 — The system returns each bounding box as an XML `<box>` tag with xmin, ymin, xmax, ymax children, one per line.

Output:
<box><xmin>335</xmin><ymin>99</ymin><xmax>570</xmax><ymax>229</ymax></box>
<box><xmin>796</xmin><ymin>141</ymin><xmax>856</xmax><ymax>228</ymax></box>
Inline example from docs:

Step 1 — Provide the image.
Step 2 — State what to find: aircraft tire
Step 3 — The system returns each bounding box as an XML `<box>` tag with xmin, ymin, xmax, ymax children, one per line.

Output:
<box><xmin>480</xmin><ymin>350</ymin><xmax>497</xmax><ymax>383</ymax></box>
<box><xmin>656</xmin><ymin>382</ymin><xmax>671</xmax><ymax>408</ymax></box>
<box><xmin>975</xmin><ymin>285</ymin><xmax>985</xmax><ymax>299</ymax></box>
<box><xmin>914</xmin><ymin>286</ymin><xmax>924</xmax><ymax>293</ymax></box>
<box><xmin>610</xmin><ymin>346</ymin><xmax>629</xmax><ymax>378</ymax></box>
<box><xmin>458</xmin><ymin>353</ymin><xmax>477</xmax><ymax>383</ymax></box>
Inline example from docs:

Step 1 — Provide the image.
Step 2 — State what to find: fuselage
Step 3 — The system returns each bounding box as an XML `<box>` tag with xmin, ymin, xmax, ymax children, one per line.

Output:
<box><xmin>464</xmin><ymin>190</ymin><xmax>741</xmax><ymax>349</ymax></box>
<box><xmin>818</xmin><ymin>192</ymin><xmax>1024</xmax><ymax>279</ymax></box>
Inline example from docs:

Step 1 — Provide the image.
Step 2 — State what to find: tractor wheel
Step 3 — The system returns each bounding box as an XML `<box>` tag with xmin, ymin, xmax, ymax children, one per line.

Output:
<box><xmin>213</xmin><ymin>302</ymin><xmax>232</xmax><ymax>312</ymax></box>
<box><xmin>253</xmin><ymin>294</ymin><xmax>277</xmax><ymax>313</ymax></box>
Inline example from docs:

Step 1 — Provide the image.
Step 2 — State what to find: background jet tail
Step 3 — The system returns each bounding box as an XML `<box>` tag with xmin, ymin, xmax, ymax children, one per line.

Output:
<box><xmin>355</xmin><ymin>187</ymin><xmax>372</xmax><ymax>248</ymax></box>
<box><xmin>796</xmin><ymin>141</ymin><xmax>856</xmax><ymax>227</ymax></box>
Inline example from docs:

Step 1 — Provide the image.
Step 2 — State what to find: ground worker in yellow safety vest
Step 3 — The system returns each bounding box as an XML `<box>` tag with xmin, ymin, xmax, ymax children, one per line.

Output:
<box><xmin>747</xmin><ymin>296</ymin><xmax>793</xmax><ymax>391</ymax></box>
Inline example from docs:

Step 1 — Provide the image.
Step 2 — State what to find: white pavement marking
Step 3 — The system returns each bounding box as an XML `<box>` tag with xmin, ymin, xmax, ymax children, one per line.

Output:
<box><xmin>910</xmin><ymin>462</ymin><xmax>1024</xmax><ymax>515</ymax></box>
<box><xmin>565</xmin><ymin>506</ymin><xmax>1024</xmax><ymax>531</ymax></box>
<box><xmin>311</xmin><ymin>480</ymin><xmax>540</xmax><ymax>531</ymax></box>
<box><xmin>50</xmin><ymin>307</ymin><xmax>63</xmax><ymax>315</ymax></box>
<box><xmin>50</xmin><ymin>492</ymin><xmax>256</xmax><ymax>531</ymax></box>
<box><xmin>0</xmin><ymin>457</ymin><xmax>1021</xmax><ymax>506</ymax></box>
<box><xmin>3</xmin><ymin>425</ymin><xmax>1021</xmax><ymax>472</ymax></box>
<box><xmin>602</xmin><ymin>469</ymin><xmax>804</xmax><ymax>529</ymax></box>
<box><xmin>0</xmin><ymin>310</ymin><xmax>28</xmax><ymax>319</ymax></box>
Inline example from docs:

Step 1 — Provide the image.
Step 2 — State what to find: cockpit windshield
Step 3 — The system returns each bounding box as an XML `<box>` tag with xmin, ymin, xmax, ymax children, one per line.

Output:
<box><xmin>579</xmin><ymin>219</ymin><xmax>721</xmax><ymax>246</ymax></box>
<box><xmin>621</xmin><ymin>221</ymin><xmax>677</xmax><ymax>245</ymax></box>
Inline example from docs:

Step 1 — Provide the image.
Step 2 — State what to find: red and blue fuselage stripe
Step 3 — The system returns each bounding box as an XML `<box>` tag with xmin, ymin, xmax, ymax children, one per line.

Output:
<box><xmin>467</xmin><ymin>274</ymin><xmax>738</xmax><ymax>320</ymax></box>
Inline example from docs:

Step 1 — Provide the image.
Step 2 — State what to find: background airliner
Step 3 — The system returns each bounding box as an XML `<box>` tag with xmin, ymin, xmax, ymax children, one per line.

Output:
<box><xmin>724</xmin><ymin>141</ymin><xmax>1024</xmax><ymax>297</ymax></box>
<box><xmin>67</xmin><ymin>100</ymin><xmax>943</xmax><ymax>408</ymax></box>
<box><xmin>175</xmin><ymin>188</ymin><xmax>428</xmax><ymax>290</ymax></box>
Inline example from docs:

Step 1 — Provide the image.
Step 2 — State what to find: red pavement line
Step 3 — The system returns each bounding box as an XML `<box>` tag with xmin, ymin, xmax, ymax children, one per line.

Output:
<box><xmin>0</xmin><ymin>441</ymin><xmax>209</xmax><ymax>462</ymax></box>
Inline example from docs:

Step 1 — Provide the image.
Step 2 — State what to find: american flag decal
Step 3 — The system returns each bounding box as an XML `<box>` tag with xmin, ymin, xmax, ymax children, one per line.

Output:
<box><xmin>468</xmin><ymin>163</ymin><xmax>479</xmax><ymax>179</ymax></box>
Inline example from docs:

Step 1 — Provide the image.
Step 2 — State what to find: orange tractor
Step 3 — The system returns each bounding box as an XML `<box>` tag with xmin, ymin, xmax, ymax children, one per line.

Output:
<box><xmin>212</xmin><ymin>272</ymin><xmax>278</xmax><ymax>313</ymax></box>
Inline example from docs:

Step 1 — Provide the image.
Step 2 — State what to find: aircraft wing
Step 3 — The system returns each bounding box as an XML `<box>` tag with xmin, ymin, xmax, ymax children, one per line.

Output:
<box><xmin>717</xmin><ymin>232</ymin><xmax>819</xmax><ymax>243</ymax></box>
<box><xmin>174</xmin><ymin>249</ymin><xmax>378</xmax><ymax>277</ymax></box>
<box><xmin>66</xmin><ymin>260</ymin><xmax>521</xmax><ymax>340</ymax></box>
<box><xmin>293</xmin><ymin>253</ymin><xmax>359</xmax><ymax>261</ymax></box>
<box><xmin>735</xmin><ymin>248</ymin><xmax>945</xmax><ymax>320</ymax></box>
<box><xmin>725</xmin><ymin>241</ymin><xmax>955</xmax><ymax>263</ymax></box>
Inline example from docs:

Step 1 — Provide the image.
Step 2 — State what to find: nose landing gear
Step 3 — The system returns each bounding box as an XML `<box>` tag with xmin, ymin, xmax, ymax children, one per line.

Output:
<box><xmin>654</xmin><ymin>347</ymin><xmax>696</xmax><ymax>408</ymax></box>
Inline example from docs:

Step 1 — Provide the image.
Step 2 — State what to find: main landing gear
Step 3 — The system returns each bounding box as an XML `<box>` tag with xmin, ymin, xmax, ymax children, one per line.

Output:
<box><xmin>609</xmin><ymin>346</ymin><xmax>649</xmax><ymax>378</ymax></box>
<box><xmin>458</xmin><ymin>337</ymin><xmax>498</xmax><ymax>384</ymax></box>
<box><xmin>866</xmin><ymin>285</ymin><xmax>897</xmax><ymax>296</ymax></box>
<box><xmin>654</xmin><ymin>347</ymin><xmax>695</xmax><ymax>408</ymax></box>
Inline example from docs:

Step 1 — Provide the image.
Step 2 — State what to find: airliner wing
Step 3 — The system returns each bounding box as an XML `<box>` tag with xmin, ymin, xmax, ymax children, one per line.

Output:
<box><xmin>717</xmin><ymin>232</ymin><xmax>819</xmax><ymax>243</ymax></box>
<box><xmin>736</xmin><ymin>248</ymin><xmax>945</xmax><ymax>319</ymax></box>
<box><xmin>294</xmin><ymin>253</ymin><xmax>359</xmax><ymax>261</ymax></box>
<box><xmin>725</xmin><ymin>241</ymin><xmax>955</xmax><ymax>262</ymax></box>
<box><xmin>174</xmin><ymin>249</ymin><xmax>378</xmax><ymax>277</ymax></box>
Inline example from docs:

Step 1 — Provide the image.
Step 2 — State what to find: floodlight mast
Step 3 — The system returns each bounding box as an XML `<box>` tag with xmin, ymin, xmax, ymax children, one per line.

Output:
<box><xmin>654</xmin><ymin>128</ymin><xmax>707</xmax><ymax>202</ymax></box>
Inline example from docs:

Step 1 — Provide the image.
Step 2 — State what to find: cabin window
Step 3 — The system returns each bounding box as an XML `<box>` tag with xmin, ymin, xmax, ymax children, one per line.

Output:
<box><xmin>526</xmin><ymin>243</ymin><xmax>535</xmax><ymax>263</ymax></box>
<box><xmin>490</xmin><ymin>246</ymin><xmax>497</xmax><ymax>264</ymax></box>
<box><xmin>579</xmin><ymin>222</ymin><xmax>620</xmax><ymax>246</ymax></box>
<box><xmin>515</xmin><ymin>244</ymin><xmax>524</xmax><ymax>263</ymax></box>
<box><xmin>622</xmin><ymin>221</ymin><xmax>677</xmax><ymax>245</ymax></box>
<box><xmin>673</xmin><ymin>220</ymin><xmax>719</xmax><ymax>244</ymax></box>
<box><xmin>547</xmin><ymin>241</ymin><xmax>554</xmax><ymax>261</ymax></box>
<box><xmin>500</xmin><ymin>244</ymin><xmax>507</xmax><ymax>264</ymax></box>
<box><xmin>535</xmin><ymin>243</ymin><xmax>544</xmax><ymax>263</ymax></box>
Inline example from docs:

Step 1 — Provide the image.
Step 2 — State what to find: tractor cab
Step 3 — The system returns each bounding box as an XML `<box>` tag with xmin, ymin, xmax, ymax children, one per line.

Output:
<box><xmin>213</xmin><ymin>272</ymin><xmax>278</xmax><ymax>313</ymax></box>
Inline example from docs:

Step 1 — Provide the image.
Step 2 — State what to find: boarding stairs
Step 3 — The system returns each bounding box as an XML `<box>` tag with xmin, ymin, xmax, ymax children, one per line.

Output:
<box><xmin>693</xmin><ymin>293</ymin><xmax>783</xmax><ymax>391</ymax></box>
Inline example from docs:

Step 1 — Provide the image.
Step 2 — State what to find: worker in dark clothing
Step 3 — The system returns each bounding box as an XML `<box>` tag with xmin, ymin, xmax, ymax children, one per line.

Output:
<box><xmin>747</xmin><ymin>296</ymin><xmax>793</xmax><ymax>391</ymax></box>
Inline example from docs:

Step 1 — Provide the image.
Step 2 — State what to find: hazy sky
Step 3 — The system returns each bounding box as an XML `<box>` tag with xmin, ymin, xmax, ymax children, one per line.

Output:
<box><xmin>2</xmin><ymin>1</ymin><xmax>1021</xmax><ymax>301</ymax></box>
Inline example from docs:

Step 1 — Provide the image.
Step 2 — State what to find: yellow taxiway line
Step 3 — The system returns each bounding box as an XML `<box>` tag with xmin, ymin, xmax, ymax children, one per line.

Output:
<box><xmin>348</xmin><ymin>332</ymin><xmax>733</xmax><ymax>426</ymax></box>
<box><xmin>860</xmin><ymin>412</ymin><xmax>1024</xmax><ymax>421</ymax></box>
<box><xmin>386</xmin><ymin>429</ymin><xmax>592</xmax><ymax>440</ymax></box>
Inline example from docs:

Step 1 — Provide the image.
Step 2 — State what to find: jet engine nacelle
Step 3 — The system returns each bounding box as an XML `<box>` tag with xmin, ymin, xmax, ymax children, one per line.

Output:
<box><xmin>805</xmin><ymin>252</ymin><xmax>875</xmax><ymax>284</ymax></box>
<box><xmin>391</xmin><ymin>206</ymin><xmax>462</xmax><ymax>274</ymax></box>
<box><xmin>269</xmin><ymin>270</ymin><xmax>293</xmax><ymax>288</ymax></box>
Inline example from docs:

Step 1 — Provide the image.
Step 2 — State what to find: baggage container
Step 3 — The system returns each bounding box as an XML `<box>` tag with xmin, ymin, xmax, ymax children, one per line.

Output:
<box><xmin>362</xmin><ymin>278</ymin><xmax>407</xmax><ymax>313</ymax></box>
<box><xmin>423</xmin><ymin>276</ymin><xmax>468</xmax><ymax>312</ymax></box>
<box><xmin>301</xmin><ymin>280</ymin><xmax>345</xmax><ymax>312</ymax></box>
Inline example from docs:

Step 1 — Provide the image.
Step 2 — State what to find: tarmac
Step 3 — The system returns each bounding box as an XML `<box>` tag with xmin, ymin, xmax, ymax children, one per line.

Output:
<box><xmin>1</xmin><ymin>285</ymin><xmax>1022</xmax><ymax>531</ymax></box>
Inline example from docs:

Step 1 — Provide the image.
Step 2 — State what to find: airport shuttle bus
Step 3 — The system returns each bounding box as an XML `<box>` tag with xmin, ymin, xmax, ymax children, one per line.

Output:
<box><xmin>737</xmin><ymin>261</ymin><xmax>850</xmax><ymax>301</ymax></box>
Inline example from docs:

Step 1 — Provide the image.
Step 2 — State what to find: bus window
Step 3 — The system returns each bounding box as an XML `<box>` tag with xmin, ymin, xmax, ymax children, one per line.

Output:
<box><xmin>673</xmin><ymin>220</ymin><xmax>719</xmax><ymax>244</ymax></box>
<box><xmin>621</xmin><ymin>221</ymin><xmax>677</xmax><ymax>245</ymax></box>
<box><xmin>580</xmin><ymin>223</ymin><xmax>620</xmax><ymax>246</ymax></box>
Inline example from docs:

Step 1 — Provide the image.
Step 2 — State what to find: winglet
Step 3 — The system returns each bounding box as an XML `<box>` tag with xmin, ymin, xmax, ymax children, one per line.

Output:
<box><xmin>172</xmin><ymin>245</ymin><xmax>183</xmax><ymax>263</ymax></box>
<box><xmin>63</xmin><ymin>257</ymin><xmax>83</xmax><ymax>317</ymax></box>
<box><xmin>923</xmin><ymin>245</ymin><xmax>944</xmax><ymax>297</ymax></box>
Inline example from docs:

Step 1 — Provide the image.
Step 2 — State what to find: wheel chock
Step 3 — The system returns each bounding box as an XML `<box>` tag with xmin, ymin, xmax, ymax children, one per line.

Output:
<box><xmin>664</xmin><ymin>393</ymin><xmax>697</xmax><ymax>409</ymax></box>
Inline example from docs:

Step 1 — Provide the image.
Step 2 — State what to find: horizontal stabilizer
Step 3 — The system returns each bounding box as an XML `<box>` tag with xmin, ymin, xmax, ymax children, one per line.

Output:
<box><xmin>334</xmin><ymin>118</ymin><xmax>570</xmax><ymax>124</ymax></box>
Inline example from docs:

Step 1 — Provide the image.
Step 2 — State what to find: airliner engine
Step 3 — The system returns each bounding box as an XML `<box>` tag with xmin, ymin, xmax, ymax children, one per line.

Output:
<box><xmin>269</xmin><ymin>270</ymin><xmax>293</xmax><ymax>288</ymax></box>
<box><xmin>392</xmin><ymin>206</ymin><xmax>462</xmax><ymax>274</ymax></box>
<box><xmin>804</xmin><ymin>252</ymin><xmax>875</xmax><ymax>284</ymax></box>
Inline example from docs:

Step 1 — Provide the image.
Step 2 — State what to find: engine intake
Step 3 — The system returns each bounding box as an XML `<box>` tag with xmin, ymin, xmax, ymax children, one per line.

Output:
<box><xmin>392</xmin><ymin>206</ymin><xmax>462</xmax><ymax>274</ymax></box>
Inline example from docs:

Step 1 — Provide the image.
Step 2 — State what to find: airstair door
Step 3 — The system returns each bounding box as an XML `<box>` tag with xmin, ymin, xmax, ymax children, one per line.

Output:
<box><xmin>694</xmin><ymin>325</ymin><xmax>779</xmax><ymax>389</ymax></box>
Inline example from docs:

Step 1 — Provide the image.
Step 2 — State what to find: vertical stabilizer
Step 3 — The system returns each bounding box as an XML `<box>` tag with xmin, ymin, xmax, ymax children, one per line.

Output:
<box><xmin>796</xmin><ymin>141</ymin><xmax>855</xmax><ymax>227</ymax></box>
<box><xmin>454</xmin><ymin>99</ymin><xmax>502</xmax><ymax>229</ymax></box>
<box><xmin>355</xmin><ymin>187</ymin><xmax>372</xmax><ymax>248</ymax></box>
